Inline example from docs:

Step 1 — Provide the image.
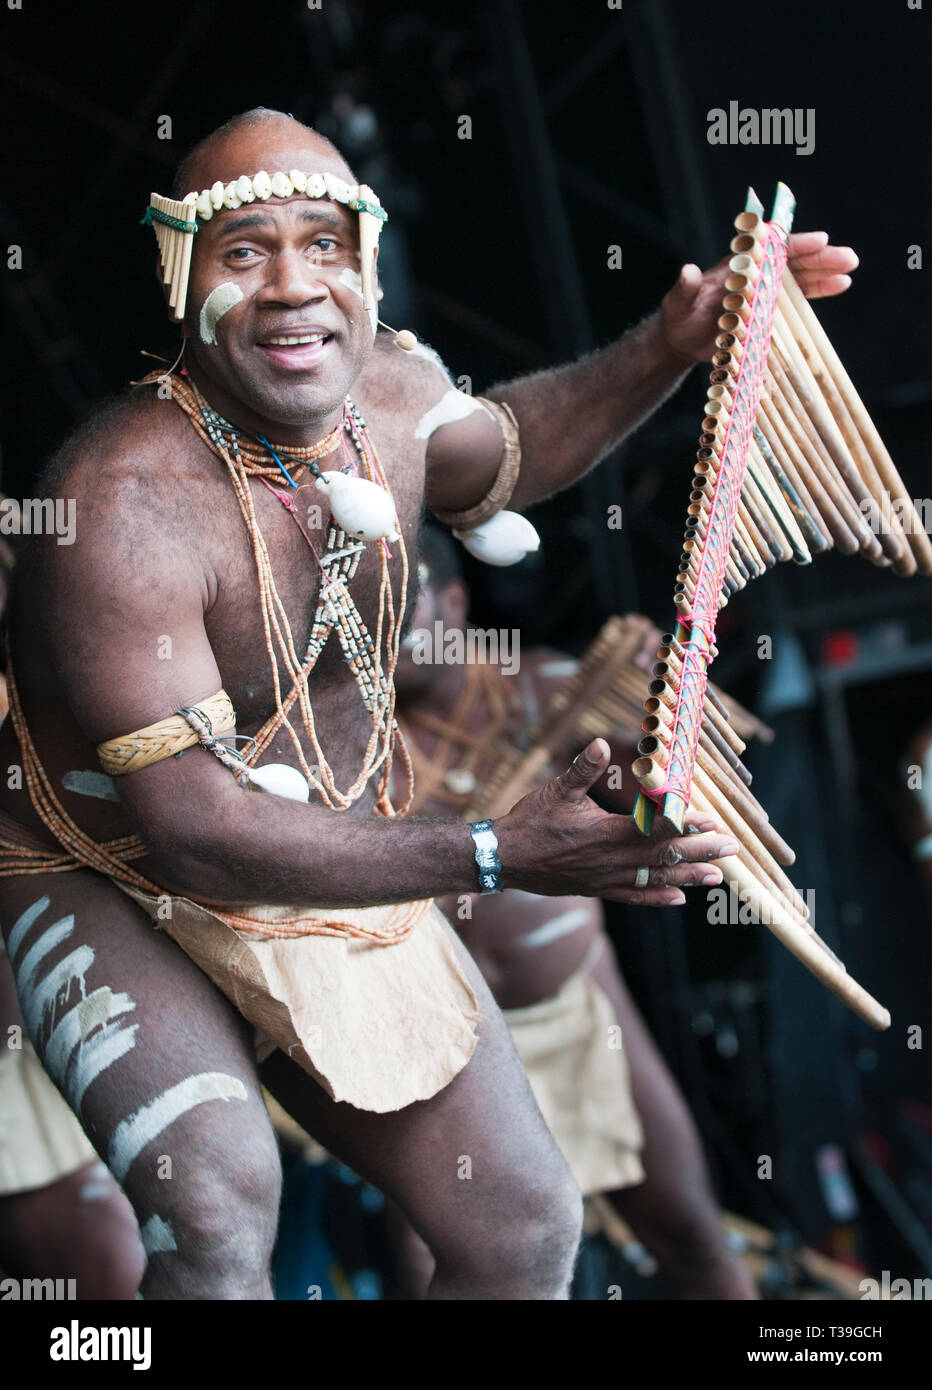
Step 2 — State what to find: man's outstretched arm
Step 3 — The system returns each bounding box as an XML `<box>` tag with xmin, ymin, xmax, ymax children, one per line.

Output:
<box><xmin>426</xmin><ymin>232</ymin><xmax>858</xmax><ymax>515</ymax></box>
<box><xmin>42</xmin><ymin>488</ymin><xmax>737</xmax><ymax>911</ymax></box>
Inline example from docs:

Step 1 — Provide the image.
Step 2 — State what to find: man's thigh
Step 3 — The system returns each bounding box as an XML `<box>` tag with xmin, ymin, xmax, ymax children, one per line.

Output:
<box><xmin>0</xmin><ymin>869</ymin><xmax>277</xmax><ymax>1254</ymax></box>
<box><xmin>261</xmin><ymin>919</ymin><xmax>580</xmax><ymax>1264</ymax></box>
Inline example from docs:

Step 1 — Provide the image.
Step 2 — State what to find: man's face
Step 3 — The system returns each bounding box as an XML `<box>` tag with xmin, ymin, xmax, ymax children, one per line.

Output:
<box><xmin>181</xmin><ymin>141</ymin><xmax>376</xmax><ymax>433</ymax></box>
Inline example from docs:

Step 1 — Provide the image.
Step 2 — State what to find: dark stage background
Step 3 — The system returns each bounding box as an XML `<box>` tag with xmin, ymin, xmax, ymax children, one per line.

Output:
<box><xmin>3</xmin><ymin>0</ymin><xmax>931</xmax><ymax>1292</ymax></box>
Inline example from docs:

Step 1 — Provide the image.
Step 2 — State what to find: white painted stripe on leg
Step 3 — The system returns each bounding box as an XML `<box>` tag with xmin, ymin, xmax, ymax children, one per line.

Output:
<box><xmin>22</xmin><ymin>946</ymin><xmax>95</xmax><ymax>1038</ymax></box>
<box><xmin>7</xmin><ymin>895</ymin><xmax>51</xmax><ymax>964</ymax></box>
<box><xmin>67</xmin><ymin>1022</ymin><xmax>140</xmax><ymax>1110</ymax></box>
<box><xmin>108</xmin><ymin>1072</ymin><xmax>249</xmax><ymax>1183</ymax></box>
<box><xmin>17</xmin><ymin>914</ymin><xmax>74</xmax><ymax>987</ymax></box>
<box><xmin>140</xmin><ymin>1214</ymin><xmax>177</xmax><ymax>1256</ymax></box>
<box><xmin>44</xmin><ymin>986</ymin><xmax>135</xmax><ymax>1082</ymax></box>
<box><xmin>79</xmin><ymin>1163</ymin><xmax>113</xmax><ymax>1203</ymax></box>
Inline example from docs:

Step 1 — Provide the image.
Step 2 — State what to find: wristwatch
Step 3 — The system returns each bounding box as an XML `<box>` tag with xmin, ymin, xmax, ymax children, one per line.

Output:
<box><xmin>469</xmin><ymin>818</ymin><xmax>504</xmax><ymax>894</ymax></box>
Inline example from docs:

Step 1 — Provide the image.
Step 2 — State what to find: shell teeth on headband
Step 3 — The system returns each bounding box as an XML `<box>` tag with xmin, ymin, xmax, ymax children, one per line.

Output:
<box><xmin>183</xmin><ymin>172</ymin><xmax>386</xmax><ymax>224</ymax></box>
<box><xmin>149</xmin><ymin>174</ymin><xmax>386</xmax><ymax>324</ymax></box>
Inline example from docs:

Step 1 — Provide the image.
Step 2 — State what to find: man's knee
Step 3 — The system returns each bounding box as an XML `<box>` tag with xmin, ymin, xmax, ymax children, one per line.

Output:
<box><xmin>452</xmin><ymin>1161</ymin><xmax>583</xmax><ymax>1296</ymax></box>
<box><xmin>516</xmin><ymin>1165</ymin><xmax>583</xmax><ymax>1282</ymax></box>
<box><xmin>139</xmin><ymin>1131</ymin><xmax>282</xmax><ymax>1285</ymax></box>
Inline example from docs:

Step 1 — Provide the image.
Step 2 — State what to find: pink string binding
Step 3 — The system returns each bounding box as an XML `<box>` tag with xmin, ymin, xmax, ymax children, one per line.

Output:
<box><xmin>647</xmin><ymin>224</ymin><xmax>789</xmax><ymax>811</ymax></box>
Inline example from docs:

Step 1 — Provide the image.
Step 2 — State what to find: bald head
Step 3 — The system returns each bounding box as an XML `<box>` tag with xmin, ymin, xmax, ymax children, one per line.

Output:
<box><xmin>172</xmin><ymin>108</ymin><xmax>355</xmax><ymax>200</ymax></box>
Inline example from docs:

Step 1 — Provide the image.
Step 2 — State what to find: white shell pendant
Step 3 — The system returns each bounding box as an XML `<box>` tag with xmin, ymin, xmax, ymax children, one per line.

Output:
<box><xmin>247</xmin><ymin>762</ymin><xmax>311</xmax><ymax>802</ymax></box>
<box><xmin>454</xmin><ymin>511</ymin><xmax>541</xmax><ymax>567</ymax></box>
<box><xmin>314</xmin><ymin>471</ymin><xmax>400</xmax><ymax>541</ymax></box>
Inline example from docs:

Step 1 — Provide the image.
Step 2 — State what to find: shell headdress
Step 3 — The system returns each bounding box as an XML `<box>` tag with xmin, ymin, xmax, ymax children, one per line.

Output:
<box><xmin>141</xmin><ymin>170</ymin><xmax>387</xmax><ymax>324</ymax></box>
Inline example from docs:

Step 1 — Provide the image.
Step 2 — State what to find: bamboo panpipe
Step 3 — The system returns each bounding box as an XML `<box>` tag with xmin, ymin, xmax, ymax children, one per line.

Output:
<box><xmin>629</xmin><ymin>183</ymin><xmax>924</xmax><ymax>1028</ymax></box>
<box><xmin>470</xmin><ymin>615</ymin><xmax>770</xmax><ymax>822</ymax></box>
<box><xmin>453</xmin><ymin>612</ymin><xmax>889</xmax><ymax>1027</ymax></box>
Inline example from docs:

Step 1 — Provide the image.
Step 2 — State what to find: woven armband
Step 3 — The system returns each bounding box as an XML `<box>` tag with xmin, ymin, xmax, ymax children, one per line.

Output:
<box><xmin>430</xmin><ymin>399</ymin><xmax>521</xmax><ymax>530</ymax></box>
<box><xmin>97</xmin><ymin>690</ymin><xmax>236</xmax><ymax>776</ymax></box>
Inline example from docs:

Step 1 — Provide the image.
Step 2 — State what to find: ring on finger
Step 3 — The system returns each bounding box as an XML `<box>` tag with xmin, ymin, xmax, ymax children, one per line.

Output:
<box><xmin>634</xmin><ymin>866</ymin><xmax>651</xmax><ymax>888</ymax></box>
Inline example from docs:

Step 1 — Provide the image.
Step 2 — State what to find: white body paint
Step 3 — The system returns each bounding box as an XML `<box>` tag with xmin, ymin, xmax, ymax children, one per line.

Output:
<box><xmin>108</xmin><ymin>1072</ymin><xmax>248</xmax><ymax>1182</ymax></box>
<box><xmin>140</xmin><ymin>1214</ymin><xmax>177</xmax><ymax>1256</ymax></box>
<box><xmin>79</xmin><ymin>1163</ymin><xmax>113</xmax><ymax>1203</ymax></box>
<box><xmin>9</xmin><ymin>898</ymin><xmax>139</xmax><ymax>1110</ymax></box>
<box><xmin>537</xmin><ymin>659</ymin><xmax>580</xmax><ymax>680</ymax></box>
<box><xmin>199</xmin><ymin>283</ymin><xmax>243</xmax><ymax>346</ymax></box>
<box><xmin>62</xmin><ymin>770</ymin><xmax>119</xmax><ymax>802</ymax></box>
<box><xmin>414</xmin><ymin>389</ymin><xmax>491</xmax><ymax>440</ymax></box>
<box><xmin>520</xmin><ymin>907</ymin><xmax>592</xmax><ymax>951</ymax></box>
<box><xmin>406</xmin><ymin>339</ymin><xmax>455</xmax><ymax>382</ymax></box>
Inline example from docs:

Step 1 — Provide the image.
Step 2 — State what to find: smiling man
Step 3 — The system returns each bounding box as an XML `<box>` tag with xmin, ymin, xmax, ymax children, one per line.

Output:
<box><xmin>0</xmin><ymin>108</ymin><xmax>857</xmax><ymax>1300</ymax></box>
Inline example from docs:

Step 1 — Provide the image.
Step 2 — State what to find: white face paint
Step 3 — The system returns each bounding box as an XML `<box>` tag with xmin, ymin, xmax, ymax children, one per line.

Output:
<box><xmin>414</xmin><ymin>389</ymin><xmax>492</xmax><ymax>440</ymax></box>
<box><xmin>9</xmin><ymin>898</ymin><xmax>138</xmax><ymax>1110</ymax></box>
<box><xmin>520</xmin><ymin>907</ymin><xmax>592</xmax><ymax>950</ymax></box>
<box><xmin>338</xmin><ymin>267</ymin><xmax>365</xmax><ymax>301</ymax></box>
<box><xmin>338</xmin><ymin>267</ymin><xmax>378</xmax><ymax>337</ymax></box>
<box><xmin>62</xmin><ymin>770</ymin><xmax>119</xmax><ymax>802</ymax></box>
<box><xmin>199</xmin><ymin>282</ymin><xmax>244</xmax><ymax>346</ymax></box>
<box><xmin>140</xmin><ymin>1214</ymin><xmax>177</xmax><ymax>1256</ymax></box>
<box><xmin>108</xmin><ymin>1072</ymin><xmax>248</xmax><ymax>1183</ymax></box>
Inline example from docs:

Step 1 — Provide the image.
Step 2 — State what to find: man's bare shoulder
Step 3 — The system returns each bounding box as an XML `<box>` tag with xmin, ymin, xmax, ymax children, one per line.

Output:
<box><xmin>356</xmin><ymin>330</ymin><xmax>457</xmax><ymax>421</ymax></box>
<box><xmin>43</xmin><ymin>387</ymin><xmax>204</xmax><ymax>505</ymax></box>
<box><xmin>22</xmin><ymin>387</ymin><xmax>215</xmax><ymax>617</ymax></box>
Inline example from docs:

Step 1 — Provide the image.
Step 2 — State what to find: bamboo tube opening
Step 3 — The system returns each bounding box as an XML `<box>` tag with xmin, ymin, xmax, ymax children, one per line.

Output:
<box><xmin>633</xmin><ymin>757</ymin><xmax>666</xmax><ymax>791</ymax></box>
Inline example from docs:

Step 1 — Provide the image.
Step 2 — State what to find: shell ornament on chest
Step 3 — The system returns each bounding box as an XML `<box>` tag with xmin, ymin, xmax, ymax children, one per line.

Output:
<box><xmin>314</xmin><ymin>470</ymin><xmax>401</xmax><ymax>542</ymax></box>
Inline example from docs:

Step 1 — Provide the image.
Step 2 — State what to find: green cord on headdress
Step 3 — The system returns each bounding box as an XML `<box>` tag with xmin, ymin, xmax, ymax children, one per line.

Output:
<box><xmin>141</xmin><ymin>206</ymin><xmax>199</xmax><ymax>235</ymax></box>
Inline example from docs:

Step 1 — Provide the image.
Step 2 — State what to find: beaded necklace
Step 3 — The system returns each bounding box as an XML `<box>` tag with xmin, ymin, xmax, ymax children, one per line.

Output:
<box><xmin>164</xmin><ymin>371</ymin><xmax>415</xmax><ymax>816</ymax></box>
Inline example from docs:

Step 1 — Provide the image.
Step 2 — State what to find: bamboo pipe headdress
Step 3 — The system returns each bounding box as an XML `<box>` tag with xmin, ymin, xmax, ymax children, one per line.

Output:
<box><xmin>141</xmin><ymin>169</ymin><xmax>388</xmax><ymax>325</ymax></box>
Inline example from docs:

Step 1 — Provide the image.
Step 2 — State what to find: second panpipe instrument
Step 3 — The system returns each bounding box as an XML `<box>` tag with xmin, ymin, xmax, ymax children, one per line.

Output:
<box><xmin>631</xmin><ymin>184</ymin><xmax>931</xmax><ymax>1030</ymax></box>
<box><xmin>470</xmin><ymin>614</ymin><xmax>773</xmax><ymax>830</ymax></box>
<box><xmin>468</xmin><ymin>615</ymin><xmax>888</xmax><ymax>1025</ymax></box>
